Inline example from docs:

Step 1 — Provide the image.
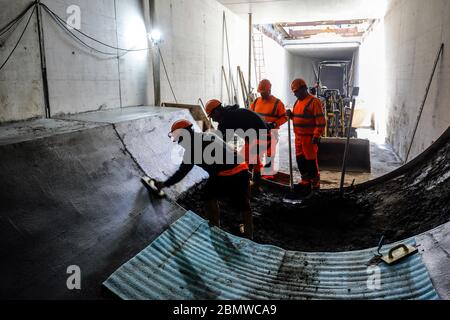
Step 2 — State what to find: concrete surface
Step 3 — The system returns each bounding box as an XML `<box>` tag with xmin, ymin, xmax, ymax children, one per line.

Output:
<box><xmin>276</xmin><ymin>126</ymin><xmax>402</xmax><ymax>188</ymax></box>
<box><xmin>416</xmin><ymin>222</ymin><xmax>450</xmax><ymax>300</ymax></box>
<box><xmin>382</xmin><ymin>0</ymin><xmax>450</xmax><ymax>160</ymax></box>
<box><xmin>0</xmin><ymin>0</ymin><xmax>45</xmax><ymax>122</ymax></box>
<box><xmin>0</xmin><ymin>107</ymin><xmax>206</xmax><ymax>299</ymax></box>
<box><xmin>217</xmin><ymin>0</ymin><xmax>389</xmax><ymax>24</ymax></box>
<box><xmin>0</xmin><ymin>118</ymin><xmax>104</xmax><ymax>146</ymax></box>
<box><xmin>61</xmin><ymin>105</ymin><xmax>174</xmax><ymax>124</ymax></box>
<box><xmin>1</xmin><ymin>0</ymin><xmax>320</xmax><ymax>123</ymax></box>
<box><xmin>61</xmin><ymin>106</ymin><xmax>209</xmax><ymax>198</ymax></box>
<box><xmin>0</xmin><ymin>123</ymin><xmax>186</xmax><ymax>299</ymax></box>
<box><xmin>0</xmin><ymin>107</ymin><xmax>448</xmax><ymax>299</ymax></box>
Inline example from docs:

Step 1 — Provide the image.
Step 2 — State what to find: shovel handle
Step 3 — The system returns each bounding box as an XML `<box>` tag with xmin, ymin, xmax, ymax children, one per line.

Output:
<box><xmin>287</xmin><ymin>115</ymin><xmax>294</xmax><ymax>192</ymax></box>
<box><xmin>388</xmin><ymin>244</ymin><xmax>409</xmax><ymax>259</ymax></box>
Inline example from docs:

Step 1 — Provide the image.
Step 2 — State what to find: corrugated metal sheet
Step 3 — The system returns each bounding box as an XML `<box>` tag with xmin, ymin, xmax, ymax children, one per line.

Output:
<box><xmin>103</xmin><ymin>212</ymin><xmax>439</xmax><ymax>300</ymax></box>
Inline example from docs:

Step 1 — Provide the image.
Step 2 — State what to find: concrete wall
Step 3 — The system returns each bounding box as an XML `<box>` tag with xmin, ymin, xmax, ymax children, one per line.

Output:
<box><xmin>0</xmin><ymin>0</ymin><xmax>45</xmax><ymax>122</ymax></box>
<box><xmin>0</xmin><ymin>0</ymin><xmax>153</xmax><ymax>122</ymax></box>
<box><xmin>258</xmin><ymin>33</ymin><xmax>319</xmax><ymax>108</ymax></box>
<box><xmin>383</xmin><ymin>0</ymin><xmax>450</xmax><ymax>160</ymax></box>
<box><xmin>354</xmin><ymin>20</ymin><xmax>387</xmax><ymax>133</ymax></box>
<box><xmin>1</xmin><ymin>0</ymin><xmax>256</xmax><ymax>122</ymax></box>
<box><xmin>41</xmin><ymin>0</ymin><xmax>152</xmax><ymax>116</ymax></box>
<box><xmin>153</xmin><ymin>0</ymin><xmax>250</xmax><ymax>107</ymax></box>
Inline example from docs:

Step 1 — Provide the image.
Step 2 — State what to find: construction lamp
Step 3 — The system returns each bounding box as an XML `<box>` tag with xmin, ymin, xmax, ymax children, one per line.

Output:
<box><xmin>149</xmin><ymin>30</ymin><xmax>162</xmax><ymax>45</ymax></box>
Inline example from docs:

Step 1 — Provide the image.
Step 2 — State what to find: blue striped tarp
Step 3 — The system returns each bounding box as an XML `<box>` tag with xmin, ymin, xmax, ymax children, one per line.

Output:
<box><xmin>103</xmin><ymin>211</ymin><xmax>439</xmax><ymax>300</ymax></box>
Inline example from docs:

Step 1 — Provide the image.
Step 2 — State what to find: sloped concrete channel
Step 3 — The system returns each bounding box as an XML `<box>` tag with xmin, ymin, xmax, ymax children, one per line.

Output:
<box><xmin>0</xmin><ymin>107</ymin><xmax>448</xmax><ymax>299</ymax></box>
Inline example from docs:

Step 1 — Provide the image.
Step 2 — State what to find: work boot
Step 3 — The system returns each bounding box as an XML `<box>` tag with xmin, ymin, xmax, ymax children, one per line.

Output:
<box><xmin>311</xmin><ymin>175</ymin><xmax>321</xmax><ymax>191</ymax></box>
<box><xmin>296</xmin><ymin>182</ymin><xmax>313</xmax><ymax>198</ymax></box>
<box><xmin>251</xmin><ymin>171</ymin><xmax>263</xmax><ymax>193</ymax></box>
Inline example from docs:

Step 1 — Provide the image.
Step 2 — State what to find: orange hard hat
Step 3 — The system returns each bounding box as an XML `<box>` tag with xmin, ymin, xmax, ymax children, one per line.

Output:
<box><xmin>291</xmin><ymin>79</ymin><xmax>307</xmax><ymax>92</ymax></box>
<box><xmin>257</xmin><ymin>79</ymin><xmax>272</xmax><ymax>93</ymax></box>
<box><xmin>169</xmin><ymin>120</ymin><xmax>193</xmax><ymax>138</ymax></box>
<box><xmin>205</xmin><ymin>99</ymin><xmax>222</xmax><ymax>116</ymax></box>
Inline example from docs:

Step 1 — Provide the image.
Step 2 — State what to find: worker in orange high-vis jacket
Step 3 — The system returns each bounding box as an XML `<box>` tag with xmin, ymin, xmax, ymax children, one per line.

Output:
<box><xmin>287</xmin><ymin>79</ymin><xmax>326</xmax><ymax>197</ymax></box>
<box><xmin>154</xmin><ymin>120</ymin><xmax>254</xmax><ymax>239</ymax></box>
<box><xmin>250</xmin><ymin>79</ymin><xmax>288</xmax><ymax>179</ymax></box>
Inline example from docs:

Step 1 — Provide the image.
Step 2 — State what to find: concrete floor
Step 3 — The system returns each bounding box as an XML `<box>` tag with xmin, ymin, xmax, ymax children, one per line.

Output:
<box><xmin>276</xmin><ymin>126</ymin><xmax>403</xmax><ymax>188</ymax></box>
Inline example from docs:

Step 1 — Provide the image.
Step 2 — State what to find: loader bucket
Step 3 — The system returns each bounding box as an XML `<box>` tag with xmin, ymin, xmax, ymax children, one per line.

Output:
<box><xmin>318</xmin><ymin>138</ymin><xmax>371</xmax><ymax>173</ymax></box>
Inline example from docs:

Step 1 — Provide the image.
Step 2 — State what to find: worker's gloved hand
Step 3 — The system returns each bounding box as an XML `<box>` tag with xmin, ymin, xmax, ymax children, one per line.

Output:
<box><xmin>312</xmin><ymin>137</ymin><xmax>321</xmax><ymax>145</ymax></box>
<box><xmin>267</xmin><ymin>122</ymin><xmax>277</xmax><ymax>130</ymax></box>
<box><xmin>286</xmin><ymin>110</ymin><xmax>292</xmax><ymax>119</ymax></box>
<box><xmin>154</xmin><ymin>181</ymin><xmax>166</xmax><ymax>190</ymax></box>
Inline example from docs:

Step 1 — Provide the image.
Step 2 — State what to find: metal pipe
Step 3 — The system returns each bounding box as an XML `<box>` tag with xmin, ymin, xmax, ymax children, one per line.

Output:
<box><xmin>36</xmin><ymin>0</ymin><xmax>51</xmax><ymax>118</ymax></box>
<box><xmin>248</xmin><ymin>13</ymin><xmax>252</xmax><ymax>96</ymax></box>
<box><xmin>222</xmin><ymin>66</ymin><xmax>231</xmax><ymax>103</ymax></box>
<box><xmin>288</xmin><ymin>116</ymin><xmax>294</xmax><ymax>192</ymax></box>
<box><xmin>148</xmin><ymin>0</ymin><xmax>160</xmax><ymax>106</ymax></box>
<box><xmin>340</xmin><ymin>98</ymin><xmax>356</xmax><ymax>197</ymax></box>
<box><xmin>405</xmin><ymin>43</ymin><xmax>444</xmax><ymax>163</ymax></box>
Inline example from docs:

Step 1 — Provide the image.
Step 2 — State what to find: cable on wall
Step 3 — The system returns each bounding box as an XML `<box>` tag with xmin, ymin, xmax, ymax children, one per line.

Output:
<box><xmin>41</xmin><ymin>3</ymin><xmax>150</xmax><ymax>53</ymax></box>
<box><xmin>0</xmin><ymin>6</ymin><xmax>36</xmax><ymax>72</ymax></box>
<box><xmin>0</xmin><ymin>2</ymin><xmax>35</xmax><ymax>38</ymax></box>
<box><xmin>158</xmin><ymin>47</ymin><xmax>178</xmax><ymax>103</ymax></box>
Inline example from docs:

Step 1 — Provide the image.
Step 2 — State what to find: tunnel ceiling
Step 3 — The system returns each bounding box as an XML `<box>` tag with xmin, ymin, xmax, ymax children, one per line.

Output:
<box><xmin>219</xmin><ymin>0</ymin><xmax>391</xmax><ymax>58</ymax></box>
<box><xmin>218</xmin><ymin>0</ymin><xmax>391</xmax><ymax>24</ymax></box>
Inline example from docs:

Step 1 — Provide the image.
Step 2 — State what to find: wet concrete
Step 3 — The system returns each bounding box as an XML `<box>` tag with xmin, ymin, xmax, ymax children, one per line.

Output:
<box><xmin>0</xmin><ymin>106</ymin><xmax>448</xmax><ymax>299</ymax></box>
<box><xmin>276</xmin><ymin>126</ymin><xmax>403</xmax><ymax>188</ymax></box>
<box><xmin>0</xmin><ymin>108</ymin><xmax>199</xmax><ymax>300</ymax></box>
<box><xmin>0</xmin><ymin>118</ymin><xmax>104</xmax><ymax>146</ymax></box>
<box><xmin>179</xmin><ymin>128</ymin><xmax>450</xmax><ymax>252</ymax></box>
<box><xmin>0</xmin><ymin>124</ymin><xmax>188</xmax><ymax>299</ymax></box>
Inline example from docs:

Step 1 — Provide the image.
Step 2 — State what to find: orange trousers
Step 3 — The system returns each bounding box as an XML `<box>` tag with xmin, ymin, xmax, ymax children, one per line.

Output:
<box><xmin>295</xmin><ymin>135</ymin><xmax>320</xmax><ymax>188</ymax></box>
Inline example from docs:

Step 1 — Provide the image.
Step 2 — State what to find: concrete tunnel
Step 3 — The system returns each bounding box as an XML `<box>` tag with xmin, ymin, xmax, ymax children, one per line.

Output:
<box><xmin>0</xmin><ymin>0</ymin><xmax>449</xmax><ymax>303</ymax></box>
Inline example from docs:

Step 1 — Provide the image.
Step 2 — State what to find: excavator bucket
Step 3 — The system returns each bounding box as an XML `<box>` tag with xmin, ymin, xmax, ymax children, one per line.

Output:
<box><xmin>318</xmin><ymin>138</ymin><xmax>371</xmax><ymax>173</ymax></box>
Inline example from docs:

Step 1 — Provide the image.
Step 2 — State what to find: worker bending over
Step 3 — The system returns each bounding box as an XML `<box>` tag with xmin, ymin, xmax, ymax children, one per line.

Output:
<box><xmin>155</xmin><ymin>120</ymin><xmax>253</xmax><ymax>239</ymax></box>
<box><xmin>205</xmin><ymin>99</ymin><xmax>270</xmax><ymax>188</ymax></box>
<box><xmin>287</xmin><ymin>79</ymin><xmax>326</xmax><ymax>197</ymax></box>
<box><xmin>250</xmin><ymin>79</ymin><xmax>288</xmax><ymax>179</ymax></box>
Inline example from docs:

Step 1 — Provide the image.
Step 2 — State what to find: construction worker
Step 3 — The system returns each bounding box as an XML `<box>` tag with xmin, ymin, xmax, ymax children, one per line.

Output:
<box><xmin>287</xmin><ymin>79</ymin><xmax>326</xmax><ymax>197</ymax></box>
<box><xmin>250</xmin><ymin>79</ymin><xmax>288</xmax><ymax>179</ymax></box>
<box><xmin>154</xmin><ymin>120</ymin><xmax>254</xmax><ymax>239</ymax></box>
<box><xmin>204</xmin><ymin>99</ymin><xmax>270</xmax><ymax>188</ymax></box>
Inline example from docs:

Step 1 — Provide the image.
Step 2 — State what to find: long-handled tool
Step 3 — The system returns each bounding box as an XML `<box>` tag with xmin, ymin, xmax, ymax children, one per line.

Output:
<box><xmin>141</xmin><ymin>176</ymin><xmax>166</xmax><ymax>198</ymax></box>
<box><xmin>288</xmin><ymin>114</ymin><xmax>295</xmax><ymax>193</ymax></box>
<box><xmin>340</xmin><ymin>88</ymin><xmax>359</xmax><ymax>197</ymax></box>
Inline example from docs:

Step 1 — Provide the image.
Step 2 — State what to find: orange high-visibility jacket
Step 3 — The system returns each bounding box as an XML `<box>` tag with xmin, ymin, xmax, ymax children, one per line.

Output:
<box><xmin>292</xmin><ymin>94</ymin><xmax>326</xmax><ymax>138</ymax></box>
<box><xmin>250</xmin><ymin>95</ymin><xmax>287</xmax><ymax>129</ymax></box>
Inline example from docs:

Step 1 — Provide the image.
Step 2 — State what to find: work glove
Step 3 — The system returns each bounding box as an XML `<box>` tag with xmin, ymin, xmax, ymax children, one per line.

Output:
<box><xmin>312</xmin><ymin>137</ymin><xmax>321</xmax><ymax>145</ymax></box>
<box><xmin>286</xmin><ymin>110</ymin><xmax>292</xmax><ymax>119</ymax></box>
<box><xmin>154</xmin><ymin>181</ymin><xmax>166</xmax><ymax>191</ymax></box>
<box><xmin>267</xmin><ymin>122</ymin><xmax>277</xmax><ymax>130</ymax></box>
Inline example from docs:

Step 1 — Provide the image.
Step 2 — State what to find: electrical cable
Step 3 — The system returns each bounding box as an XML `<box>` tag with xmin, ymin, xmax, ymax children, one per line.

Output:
<box><xmin>0</xmin><ymin>6</ymin><xmax>36</xmax><ymax>72</ymax></box>
<box><xmin>41</xmin><ymin>5</ymin><xmax>120</xmax><ymax>56</ymax></box>
<box><xmin>40</xmin><ymin>3</ymin><xmax>150</xmax><ymax>52</ymax></box>
<box><xmin>158</xmin><ymin>47</ymin><xmax>178</xmax><ymax>103</ymax></box>
<box><xmin>0</xmin><ymin>2</ymin><xmax>35</xmax><ymax>37</ymax></box>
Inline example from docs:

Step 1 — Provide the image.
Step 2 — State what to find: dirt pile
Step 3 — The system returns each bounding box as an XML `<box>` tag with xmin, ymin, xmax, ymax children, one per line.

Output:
<box><xmin>179</xmin><ymin>130</ymin><xmax>450</xmax><ymax>252</ymax></box>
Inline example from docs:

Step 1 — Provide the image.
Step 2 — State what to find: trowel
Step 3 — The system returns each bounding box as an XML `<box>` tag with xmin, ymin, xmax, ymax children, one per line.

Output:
<box><xmin>381</xmin><ymin>244</ymin><xmax>418</xmax><ymax>265</ymax></box>
<box><xmin>141</xmin><ymin>176</ymin><xmax>166</xmax><ymax>198</ymax></box>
